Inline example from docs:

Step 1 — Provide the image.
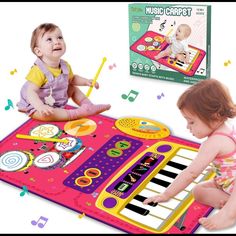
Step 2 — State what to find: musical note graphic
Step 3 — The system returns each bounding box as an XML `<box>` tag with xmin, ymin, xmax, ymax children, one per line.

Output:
<box><xmin>224</xmin><ymin>60</ymin><xmax>231</xmax><ymax>67</ymax></box>
<box><xmin>29</xmin><ymin>177</ymin><xmax>36</xmax><ymax>182</ymax></box>
<box><xmin>197</xmin><ymin>68</ymin><xmax>205</xmax><ymax>74</ymax></box>
<box><xmin>31</xmin><ymin>216</ymin><xmax>48</xmax><ymax>228</ymax></box>
<box><xmin>20</xmin><ymin>185</ymin><xmax>29</xmax><ymax>197</ymax></box>
<box><xmin>10</xmin><ymin>68</ymin><xmax>17</xmax><ymax>75</ymax></box>
<box><xmin>156</xmin><ymin>63</ymin><xmax>161</xmax><ymax>69</ymax></box>
<box><xmin>121</xmin><ymin>90</ymin><xmax>139</xmax><ymax>102</ymax></box>
<box><xmin>4</xmin><ymin>99</ymin><xmax>14</xmax><ymax>110</ymax></box>
<box><xmin>108</xmin><ymin>63</ymin><xmax>116</xmax><ymax>70</ymax></box>
<box><xmin>157</xmin><ymin>93</ymin><xmax>164</xmax><ymax>100</ymax></box>
<box><xmin>78</xmin><ymin>213</ymin><xmax>86</xmax><ymax>219</ymax></box>
<box><xmin>171</xmin><ymin>21</ymin><xmax>176</xmax><ymax>27</ymax></box>
<box><xmin>159</xmin><ymin>19</ymin><xmax>167</xmax><ymax>31</ymax></box>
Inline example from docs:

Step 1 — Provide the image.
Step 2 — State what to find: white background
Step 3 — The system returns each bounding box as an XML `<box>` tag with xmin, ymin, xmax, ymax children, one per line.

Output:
<box><xmin>1</xmin><ymin>2</ymin><xmax>236</xmax><ymax>234</ymax></box>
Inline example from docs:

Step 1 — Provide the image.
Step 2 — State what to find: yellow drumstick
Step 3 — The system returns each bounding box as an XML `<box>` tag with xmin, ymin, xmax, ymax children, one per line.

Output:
<box><xmin>16</xmin><ymin>134</ymin><xmax>69</xmax><ymax>144</ymax></box>
<box><xmin>86</xmin><ymin>57</ymin><xmax>107</xmax><ymax>97</ymax></box>
<box><xmin>166</xmin><ymin>28</ymin><xmax>173</xmax><ymax>37</ymax></box>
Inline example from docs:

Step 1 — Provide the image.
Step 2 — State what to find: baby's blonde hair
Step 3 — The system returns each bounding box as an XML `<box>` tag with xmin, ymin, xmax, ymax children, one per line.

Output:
<box><xmin>30</xmin><ymin>23</ymin><xmax>59</xmax><ymax>54</ymax></box>
<box><xmin>179</xmin><ymin>24</ymin><xmax>191</xmax><ymax>38</ymax></box>
<box><xmin>177</xmin><ymin>79</ymin><xmax>236</xmax><ymax>127</ymax></box>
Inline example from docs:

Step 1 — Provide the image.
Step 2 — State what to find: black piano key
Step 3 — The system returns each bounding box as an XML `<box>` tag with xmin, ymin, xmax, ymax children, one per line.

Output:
<box><xmin>125</xmin><ymin>203</ymin><xmax>150</xmax><ymax>216</ymax></box>
<box><xmin>151</xmin><ymin>177</ymin><xmax>170</xmax><ymax>188</ymax></box>
<box><xmin>167</xmin><ymin>161</ymin><xmax>187</xmax><ymax>170</ymax></box>
<box><xmin>134</xmin><ymin>195</ymin><xmax>158</xmax><ymax>207</ymax></box>
<box><xmin>159</xmin><ymin>169</ymin><xmax>178</xmax><ymax>179</ymax></box>
<box><xmin>176</xmin><ymin>61</ymin><xmax>184</xmax><ymax>66</ymax></box>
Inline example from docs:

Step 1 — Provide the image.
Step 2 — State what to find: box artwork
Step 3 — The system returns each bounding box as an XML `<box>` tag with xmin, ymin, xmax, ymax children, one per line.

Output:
<box><xmin>129</xmin><ymin>3</ymin><xmax>211</xmax><ymax>85</ymax></box>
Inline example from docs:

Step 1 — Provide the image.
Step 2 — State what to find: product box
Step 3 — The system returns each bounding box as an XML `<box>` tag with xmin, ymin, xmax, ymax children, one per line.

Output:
<box><xmin>129</xmin><ymin>3</ymin><xmax>211</xmax><ymax>85</ymax></box>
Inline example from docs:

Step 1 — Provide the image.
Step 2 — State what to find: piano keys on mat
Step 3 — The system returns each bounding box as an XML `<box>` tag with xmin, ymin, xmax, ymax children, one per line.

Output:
<box><xmin>174</xmin><ymin>48</ymin><xmax>198</xmax><ymax>70</ymax></box>
<box><xmin>120</xmin><ymin>148</ymin><xmax>212</xmax><ymax>231</ymax></box>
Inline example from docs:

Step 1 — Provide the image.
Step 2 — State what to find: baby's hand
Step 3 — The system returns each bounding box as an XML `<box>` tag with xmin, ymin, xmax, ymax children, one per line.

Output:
<box><xmin>87</xmin><ymin>79</ymin><xmax>99</xmax><ymax>89</ymax></box>
<box><xmin>37</xmin><ymin>104</ymin><xmax>54</xmax><ymax>116</ymax></box>
<box><xmin>165</xmin><ymin>36</ymin><xmax>171</xmax><ymax>44</ymax></box>
<box><xmin>143</xmin><ymin>193</ymin><xmax>170</xmax><ymax>205</ymax></box>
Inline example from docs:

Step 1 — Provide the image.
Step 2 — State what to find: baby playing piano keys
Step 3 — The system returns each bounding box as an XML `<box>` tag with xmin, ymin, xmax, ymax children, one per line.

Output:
<box><xmin>144</xmin><ymin>78</ymin><xmax>236</xmax><ymax>231</ymax></box>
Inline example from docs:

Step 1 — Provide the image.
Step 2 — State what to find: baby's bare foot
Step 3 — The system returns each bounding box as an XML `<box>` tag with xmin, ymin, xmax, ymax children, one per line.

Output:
<box><xmin>199</xmin><ymin>209</ymin><xmax>236</xmax><ymax>230</ymax></box>
<box><xmin>81</xmin><ymin>104</ymin><xmax>111</xmax><ymax>116</ymax></box>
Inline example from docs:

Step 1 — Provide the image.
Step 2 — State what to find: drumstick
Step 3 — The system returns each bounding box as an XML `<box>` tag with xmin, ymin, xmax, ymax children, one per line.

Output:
<box><xmin>16</xmin><ymin>134</ymin><xmax>69</xmax><ymax>144</ymax></box>
<box><xmin>166</xmin><ymin>28</ymin><xmax>173</xmax><ymax>37</ymax></box>
<box><xmin>86</xmin><ymin>57</ymin><xmax>107</xmax><ymax>97</ymax></box>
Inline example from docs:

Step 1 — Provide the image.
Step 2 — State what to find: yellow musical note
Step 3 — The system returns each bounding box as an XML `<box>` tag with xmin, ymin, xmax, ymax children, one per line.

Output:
<box><xmin>78</xmin><ymin>213</ymin><xmax>86</xmax><ymax>219</ymax></box>
<box><xmin>224</xmin><ymin>60</ymin><xmax>231</xmax><ymax>67</ymax></box>
<box><xmin>10</xmin><ymin>69</ymin><xmax>17</xmax><ymax>75</ymax></box>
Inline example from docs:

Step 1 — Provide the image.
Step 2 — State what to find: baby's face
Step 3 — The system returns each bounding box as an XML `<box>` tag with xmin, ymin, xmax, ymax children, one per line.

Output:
<box><xmin>181</xmin><ymin>109</ymin><xmax>214</xmax><ymax>139</ymax></box>
<box><xmin>175</xmin><ymin>26</ymin><xmax>188</xmax><ymax>41</ymax></box>
<box><xmin>35</xmin><ymin>27</ymin><xmax>66</xmax><ymax>61</ymax></box>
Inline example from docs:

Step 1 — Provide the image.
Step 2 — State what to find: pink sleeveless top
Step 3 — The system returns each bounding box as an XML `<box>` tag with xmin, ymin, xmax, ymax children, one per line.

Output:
<box><xmin>211</xmin><ymin>127</ymin><xmax>236</xmax><ymax>194</ymax></box>
<box><xmin>17</xmin><ymin>58</ymin><xmax>69</xmax><ymax>116</ymax></box>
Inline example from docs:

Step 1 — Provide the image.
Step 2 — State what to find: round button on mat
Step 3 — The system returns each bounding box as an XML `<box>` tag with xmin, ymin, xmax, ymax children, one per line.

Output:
<box><xmin>103</xmin><ymin>197</ymin><xmax>117</xmax><ymax>208</ymax></box>
<box><xmin>156</xmin><ymin>144</ymin><xmax>172</xmax><ymax>153</ymax></box>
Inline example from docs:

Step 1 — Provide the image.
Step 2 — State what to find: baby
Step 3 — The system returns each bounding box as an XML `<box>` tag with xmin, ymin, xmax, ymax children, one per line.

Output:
<box><xmin>143</xmin><ymin>79</ymin><xmax>236</xmax><ymax>231</ymax></box>
<box><xmin>155</xmin><ymin>24</ymin><xmax>192</xmax><ymax>64</ymax></box>
<box><xmin>17</xmin><ymin>23</ymin><xmax>111</xmax><ymax>121</ymax></box>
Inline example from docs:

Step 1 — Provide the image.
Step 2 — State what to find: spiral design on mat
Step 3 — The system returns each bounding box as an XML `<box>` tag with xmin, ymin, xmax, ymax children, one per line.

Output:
<box><xmin>0</xmin><ymin>151</ymin><xmax>28</xmax><ymax>172</ymax></box>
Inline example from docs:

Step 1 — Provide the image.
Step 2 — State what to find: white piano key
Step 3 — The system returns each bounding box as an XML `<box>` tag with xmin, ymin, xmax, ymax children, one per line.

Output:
<box><xmin>139</xmin><ymin>189</ymin><xmax>181</xmax><ymax>210</ymax></box>
<box><xmin>159</xmin><ymin>198</ymin><xmax>181</xmax><ymax>210</ymax></box>
<box><xmin>155</xmin><ymin>173</ymin><xmax>175</xmax><ymax>184</ymax></box>
<box><xmin>130</xmin><ymin>199</ymin><xmax>172</xmax><ymax>219</ymax></box>
<box><xmin>120</xmin><ymin>207</ymin><xmax>163</xmax><ymax>229</ymax></box>
<box><xmin>139</xmin><ymin>188</ymin><xmax>160</xmax><ymax>198</ymax></box>
<box><xmin>194</xmin><ymin>173</ymin><xmax>205</xmax><ymax>183</ymax></box>
<box><xmin>176</xmin><ymin>148</ymin><xmax>197</xmax><ymax>160</ymax></box>
<box><xmin>175</xmin><ymin>190</ymin><xmax>189</xmax><ymax>200</ymax></box>
<box><xmin>163</xmin><ymin>165</ymin><xmax>183</xmax><ymax>175</ymax></box>
<box><xmin>185</xmin><ymin>182</ymin><xmax>196</xmax><ymax>192</ymax></box>
<box><xmin>171</xmin><ymin>155</ymin><xmax>192</xmax><ymax>167</ymax></box>
<box><xmin>146</xmin><ymin>181</ymin><xmax>166</xmax><ymax>193</ymax></box>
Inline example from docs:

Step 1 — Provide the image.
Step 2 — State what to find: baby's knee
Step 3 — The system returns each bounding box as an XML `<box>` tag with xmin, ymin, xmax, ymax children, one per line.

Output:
<box><xmin>192</xmin><ymin>184</ymin><xmax>204</xmax><ymax>200</ymax></box>
<box><xmin>68</xmin><ymin>84</ymin><xmax>81</xmax><ymax>96</ymax></box>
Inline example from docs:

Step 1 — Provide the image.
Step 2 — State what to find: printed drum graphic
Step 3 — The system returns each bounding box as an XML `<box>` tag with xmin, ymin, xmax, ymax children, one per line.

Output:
<box><xmin>0</xmin><ymin>150</ymin><xmax>33</xmax><ymax>172</ymax></box>
<box><xmin>55</xmin><ymin>137</ymin><xmax>82</xmax><ymax>152</ymax></box>
<box><xmin>34</xmin><ymin>152</ymin><xmax>66</xmax><ymax>170</ymax></box>
<box><xmin>29</xmin><ymin>124</ymin><xmax>62</xmax><ymax>139</ymax></box>
<box><xmin>64</xmin><ymin>119</ymin><xmax>97</xmax><ymax>136</ymax></box>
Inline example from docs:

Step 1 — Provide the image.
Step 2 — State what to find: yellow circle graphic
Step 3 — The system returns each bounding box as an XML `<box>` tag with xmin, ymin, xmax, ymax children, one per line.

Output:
<box><xmin>64</xmin><ymin>118</ymin><xmax>97</xmax><ymax>137</ymax></box>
